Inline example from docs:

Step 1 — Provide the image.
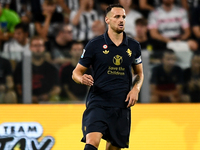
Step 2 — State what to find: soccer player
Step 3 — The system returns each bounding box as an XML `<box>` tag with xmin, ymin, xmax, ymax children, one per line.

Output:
<box><xmin>72</xmin><ymin>4</ymin><xmax>144</xmax><ymax>150</ymax></box>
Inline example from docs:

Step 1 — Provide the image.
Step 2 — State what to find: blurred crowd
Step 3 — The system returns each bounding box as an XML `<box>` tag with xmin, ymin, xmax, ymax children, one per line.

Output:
<box><xmin>0</xmin><ymin>0</ymin><xmax>200</xmax><ymax>103</ymax></box>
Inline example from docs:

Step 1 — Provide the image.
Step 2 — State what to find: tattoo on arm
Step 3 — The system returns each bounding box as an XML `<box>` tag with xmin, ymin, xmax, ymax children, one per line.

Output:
<box><xmin>133</xmin><ymin>75</ymin><xmax>141</xmax><ymax>86</ymax></box>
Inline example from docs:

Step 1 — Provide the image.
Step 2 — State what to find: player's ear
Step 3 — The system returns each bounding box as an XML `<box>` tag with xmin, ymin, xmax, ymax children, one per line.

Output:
<box><xmin>105</xmin><ymin>17</ymin><xmax>109</xmax><ymax>24</ymax></box>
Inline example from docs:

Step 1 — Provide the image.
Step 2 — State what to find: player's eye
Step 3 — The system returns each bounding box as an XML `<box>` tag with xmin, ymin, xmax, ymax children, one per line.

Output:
<box><xmin>123</xmin><ymin>15</ymin><xmax>126</xmax><ymax>19</ymax></box>
<box><xmin>115</xmin><ymin>15</ymin><xmax>120</xmax><ymax>18</ymax></box>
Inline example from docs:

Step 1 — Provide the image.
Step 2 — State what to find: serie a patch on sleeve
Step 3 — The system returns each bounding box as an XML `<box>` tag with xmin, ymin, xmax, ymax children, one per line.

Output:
<box><xmin>135</xmin><ymin>56</ymin><xmax>142</xmax><ymax>64</ymax></box>
<box><xmin>81</xmin><ymin>49</ymin><xmax>86</xmax><ymax>58</ymax></box>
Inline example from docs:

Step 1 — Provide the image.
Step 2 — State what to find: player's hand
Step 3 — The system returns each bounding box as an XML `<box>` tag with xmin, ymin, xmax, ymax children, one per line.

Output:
<box><xmin>81</xmin><ymin>74</ymin><xmax>94</xmax><ymax>86</ymax></box>
<box><xmin>125</xmin><ymin>88</ymin><xmax>139</xmax><ymax>107</ymax></box>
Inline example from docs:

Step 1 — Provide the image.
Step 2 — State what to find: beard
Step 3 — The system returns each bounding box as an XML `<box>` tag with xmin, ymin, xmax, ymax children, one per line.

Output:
<box><xmin>116</xmin><ymin>28</ymin><xmax>124</xmax><ymax>34</ymax></box>
<box><xmin>112</xmin><ymin>26</ymin><xmax>124</xmax><ymax>34</ymax></box>
<box><xmin>32</xmin><ymin>52</ymin><xmax>45</xmax><ymax>60</ymax></box>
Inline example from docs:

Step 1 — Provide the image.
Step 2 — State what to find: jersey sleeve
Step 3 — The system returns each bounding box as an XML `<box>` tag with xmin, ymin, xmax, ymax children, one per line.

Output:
<box><xmin>148</xmin><ymin>11</ymin><xmax>158</xmax><ymax>29</ymax></box>
<box><xmin>78</xmin><ymin>40</ymin><xmax>94</xmax><ymax>68</ymax></box>
<box><xmin>180</xmin><ymin>8</ymin><xmax>189</xmax><ymax>29</ymax></box>
<box><xmin>133</xmin><ymin>42</ymin><xmax>142</xmax><ymax>65</ymax></box>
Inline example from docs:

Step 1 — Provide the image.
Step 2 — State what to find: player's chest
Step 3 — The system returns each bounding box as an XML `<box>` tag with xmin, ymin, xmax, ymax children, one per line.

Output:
<box><xmin>94</xmin><ymin>45</ymin><xmax>134</xmax><ymax>66</ymax></box>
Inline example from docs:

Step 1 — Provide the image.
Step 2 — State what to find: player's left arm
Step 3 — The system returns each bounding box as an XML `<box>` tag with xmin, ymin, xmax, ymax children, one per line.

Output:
<box><xmin>125</xmin><ymin>63</ymin><xmax>144</xmax><ymax>107</ymax></box>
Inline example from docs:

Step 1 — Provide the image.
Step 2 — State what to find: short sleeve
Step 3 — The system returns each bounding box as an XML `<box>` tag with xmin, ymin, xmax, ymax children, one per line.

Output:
<box><xmin>69</xmin><ymin>10</ymin><xmax>77</xmax><ymax>23</ymax></box>
<box><xmin>148</xmin><ymin>11</ymin><xmax>158</xmax><ymax>29</ymax></box>
<box><xmin>133</xmin><ymin>42</ymin><xmax>142</xmax><ymax>65</ymax></box>
<box><xmin>180</xmin><ymin>8</ymin><xmax>189</xmax><ymax>29</ymax></box>
<box><xmin>78</xmin><ymin>41</ymin><xmax>94</xmax><ymax>68</ymax></box>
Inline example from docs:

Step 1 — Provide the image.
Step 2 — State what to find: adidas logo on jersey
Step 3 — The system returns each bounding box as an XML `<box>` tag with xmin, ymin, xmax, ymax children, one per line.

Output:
<box><xmin>103</xmin><ymin>50</ymin><xmax>109</xmax><ymax>54</ymax></box>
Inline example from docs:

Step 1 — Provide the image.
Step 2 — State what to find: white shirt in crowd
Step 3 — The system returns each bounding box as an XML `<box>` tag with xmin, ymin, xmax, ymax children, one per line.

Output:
<box><xmin>148</xmin><ymin>5</ymin><xmax>189</xmax><ymax>38</ymax></box>
<box><xmin>70</xmin><ymin>10</ymin><xmax>100</xmax><ymax>41</ymax></box>
<box><xmin>2</xmin><ymin>39</ymin><xmax>29</xmax><ymax>62</ymax></box>
<box><xmin>124</xmin><ymin>10</ymin><xmax>142</xmax><ymax>37</ymax></box>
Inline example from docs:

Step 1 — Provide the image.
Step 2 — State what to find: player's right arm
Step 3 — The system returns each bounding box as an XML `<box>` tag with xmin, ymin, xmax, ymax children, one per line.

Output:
<box><xmin>72</xmin><ymin>63</ymin><xmax>94</xmax><ymax>86</ymax></box>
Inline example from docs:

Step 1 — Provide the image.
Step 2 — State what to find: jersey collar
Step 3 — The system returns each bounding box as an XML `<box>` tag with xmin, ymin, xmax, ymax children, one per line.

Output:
<box><xmin>104</xmin><ymin>31</ymin><xmax>128</xmax><ymax>46</ymax></box>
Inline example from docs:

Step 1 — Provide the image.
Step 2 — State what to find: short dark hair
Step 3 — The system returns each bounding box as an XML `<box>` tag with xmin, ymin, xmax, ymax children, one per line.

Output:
<box><xmin>162</xmin><ymin>49</ymin><xmax>175</xmax><ymax>58</ymax></box>
<box><xmin>70</xmin><ymin>41</ymin><xmax>84</xmax><ymax>49</ymax></box>
<box><xmin>44</xmin><ymin>0</ymin><xmax>56</xmax><ymax>5</ymax></box>
<box><xmin>15</xmin><ymin>23</ymin><xmax>29</xmax><ymax>33</ymax></box>
<box><xmin>135</xmin><ymin>18</ymin><xmax>147</xmax><ymax>26</ymax></box>
<box><xmin>54</xmin><ymin>24</ymin><xmax>71</xmax><ymax>36</ymax></box>
<box><xmin>105</xmin><ymin>4</ymin><xmax>124</xmax><ymax>15</ymax></box>
<box><xmin>30</xmin><ymin>36</ymin><xmax>45</xmax><ymax>45</ymax></box>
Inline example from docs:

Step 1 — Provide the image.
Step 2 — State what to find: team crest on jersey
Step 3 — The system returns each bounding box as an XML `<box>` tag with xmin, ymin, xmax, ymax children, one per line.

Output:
<box><xmin>126</xmin><ymin>48</ymin><xmax>132</xmax><ymax>57</ymax></box>
<box><xmin>103</xmin><ymin>44</ymin><xmax>108</xmax><ymax>49</ymax></box>
<box><xmin>113</xmin><ymin>55</ymin><xmax>123</xmax><ymax>66</ymax></box>
<box><xmin>103</xmin><ymin>50</ymin><xmax>109</xmax><ymax>54</ymax></box>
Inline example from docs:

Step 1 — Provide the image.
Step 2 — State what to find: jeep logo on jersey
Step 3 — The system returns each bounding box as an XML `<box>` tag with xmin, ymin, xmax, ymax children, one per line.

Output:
<box><xmin>0</xmin><ymin>122</ymin><xmax>55</xmax><ymax>150</ymax></box>
<box><xmin>113</xmin><ymin>55</ymin><xmax>123</xmax><ymax>66</ymax></box>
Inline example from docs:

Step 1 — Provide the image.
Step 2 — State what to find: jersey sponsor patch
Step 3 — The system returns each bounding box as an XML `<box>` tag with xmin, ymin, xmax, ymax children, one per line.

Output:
<box><xmin>135</xmin><ymin>56</ymin><xmax>142</xmax><ymax>64</ymax></box>
<box><xmin>81</xmin><ymin>49</ymin><xmax>86</xmax><ymax>58</ymax></box>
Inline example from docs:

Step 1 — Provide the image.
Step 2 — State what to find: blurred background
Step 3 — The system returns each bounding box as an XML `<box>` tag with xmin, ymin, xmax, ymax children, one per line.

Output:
<box><xmin>1</xmin><ymin>0</ymin><xmax>200</xmax><ymax>104</ymax></box>
<box><xmin>0</xmin><ymin>0</ymin><xmax>200</xmax><ymax>149</ymax></box>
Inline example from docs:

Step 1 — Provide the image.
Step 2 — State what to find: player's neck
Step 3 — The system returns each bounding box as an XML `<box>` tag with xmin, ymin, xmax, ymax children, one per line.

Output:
<box><xmin>162</xmin><ymin>4</ymin><xmax>173</xmax><ymax>12</ymax></box>
<box><xmin>107</xmin><ymin>29</ymin><xmax>123</xmax><ymax>46</ymax></box>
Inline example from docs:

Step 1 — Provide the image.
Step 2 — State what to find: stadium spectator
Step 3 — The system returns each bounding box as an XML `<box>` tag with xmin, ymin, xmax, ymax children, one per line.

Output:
<box><xmin>63</xmin><ymin>0</ymin><xmax>79</xmax><ymax>11</ymax></box>
<box><xmin>0</xmin><ymin>56</ymin><xmax>17</xmax><ymax>103</ymax></box>
<box><xmin>91</xmin><ymin>20</ymin><xmax>106</xmax><ymax>37</ymax></box>
<box><xmin>45</xmin><ymin>24</ymin><xmax>73</xmax><ymax>67</ymax></box>
<box><xmin>183</xmin><ymin>52</ymin><xmax>200</xmax><ymax>102</ymax></box>
<box><xmin>148</xmin><ymin>0</ymin><xmax>198</xmax><ymax>51</ymax></box>
<box><xmin>96</xmin><ymin>0</ymin><xmax>116</xmax><ymax>13</ymax></box>
<box><xmin>138</xmin><ymin>0</ymin><xmax>161</xmax><ymax>18</ymax></box>
<box><xmin>14</xmin><ymin>36</ymin><xmax>61</xmax><ymax>103</ymax></box>
<box><xmin>4</xmin><ymin>0</ymin><xmax>24</xmax><ymax>15</ymax></box>
<box><xmin>191</xmin><ymin>6</ymin><xmax>200</xmax><ymax>47</ymax></box>
<box><xmin>60</xmin><ymin>41</ymin><xmax>91</xmax><ymax>101</ymax></box>
<box><xmin>119</xmin><ymin>0</ymin><xmax>142</xmax><ymax>37</ymax></box>
<box><xmin>187</xmin><ymin>0</ymin><xmax>200</xmax><ymax>10</ymax></box>
<box><xmin>134</xmin><ymin>18</ymin><xmax>152</xmax><ymax>50</ymax></box>
<box><xmin>56</xmin><ymin>0</ymin><xmax>71</xmax><ymax>23</ymax></box>
<box><xmin>134</xmin><ymin>18</ymin><xmax>165</xmax><ymax>51</ymax></box>
<box><xmin>0</xmin><ymin>3</ymin><xmax>20</xmax><ymax>43</ymax></box>
<box><xmin>150</xmin><ymin>49</ymin><xmax>183</xmax><ymax>103</ymax></box>
<box><xmin>2</xmin><ymin>23</ymin><xmax>29</xmax><ymax>64</ymax></box>
<box><xmin>70</xmin><ymin>0</ymin><xmax>100</xmax><ymax>42</ymax></box>
<box><xmin>34</xmin><ymin>0</ymin><xmax>64</xmax><ymax>39</ymax></box>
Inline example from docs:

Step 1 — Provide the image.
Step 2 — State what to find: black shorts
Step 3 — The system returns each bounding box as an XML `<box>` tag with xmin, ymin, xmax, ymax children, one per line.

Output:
<box><xmin>81</xmin><ymin>105</ymin><xmax>131</xmax><ymax>148</ymax></box>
